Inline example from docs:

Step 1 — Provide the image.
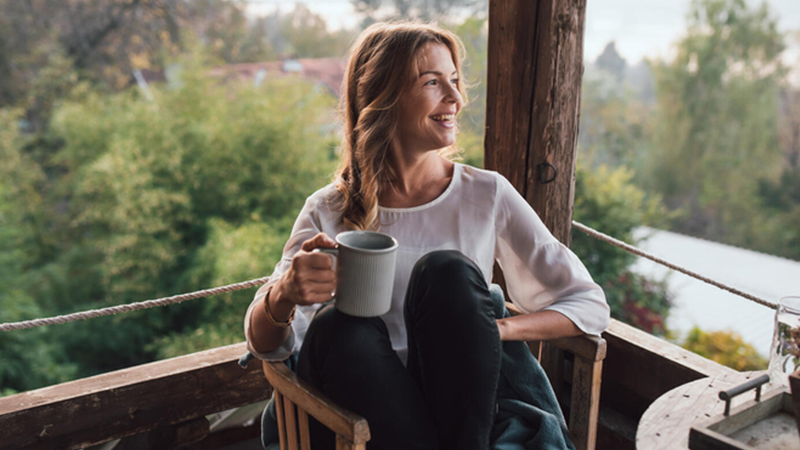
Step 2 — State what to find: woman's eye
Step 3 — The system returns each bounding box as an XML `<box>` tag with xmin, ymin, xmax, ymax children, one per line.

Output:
<box><xmin>450</xmin><ymin>78</ymin><xmax>459</xmax><ymax>86</ymax></box>
<box><xmin>425</xmin><ymin>79</ymin><xmax>438</xmax><ymax>86</ymax></box>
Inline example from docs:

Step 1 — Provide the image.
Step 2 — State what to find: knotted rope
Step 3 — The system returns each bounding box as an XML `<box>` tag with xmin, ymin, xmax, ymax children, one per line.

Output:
<box><xmin>571</xmin><ymin>221</ymin><xmax>778</xmax><ymax>310</ymax></box>
<box><xmin>0</xmin><ymin>276</ymin><xmax>270</xmax><ymax>332</ymax></box>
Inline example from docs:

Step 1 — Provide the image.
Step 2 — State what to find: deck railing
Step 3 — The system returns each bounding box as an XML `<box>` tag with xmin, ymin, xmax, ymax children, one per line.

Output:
<box><xmin>0</xmin><ymin>317</ymin><xmax>738</xmax><ymax>450</ymax></box>
<box><xmin>0</xmin><ymin>224</ymin><xmax>768</xmax><ymax>450</ymax></box>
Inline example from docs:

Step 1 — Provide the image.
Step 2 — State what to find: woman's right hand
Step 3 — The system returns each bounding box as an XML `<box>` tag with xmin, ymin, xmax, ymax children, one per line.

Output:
<box><xmin>275</xmin><ymin>233</ymin><xmax>337</xmax><ymax>307</ymax></box>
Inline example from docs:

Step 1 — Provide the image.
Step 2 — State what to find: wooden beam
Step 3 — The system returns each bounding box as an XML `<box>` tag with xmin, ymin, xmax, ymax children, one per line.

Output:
<box><xmin>0</xmin><ymin>342</ymin><xmax>272</xmax><ymax>450</ymax></box>
<box><xmin>485</xmin><ymin>0</ymin><xmax>587</xmax><ymax>245</ymax></box>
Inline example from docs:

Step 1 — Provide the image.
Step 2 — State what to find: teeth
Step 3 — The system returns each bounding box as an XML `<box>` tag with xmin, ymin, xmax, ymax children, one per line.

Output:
<box><xmin>430</xmin><ymin>114</ymin><xmax>455</xmax><ymax>121</ymax></box>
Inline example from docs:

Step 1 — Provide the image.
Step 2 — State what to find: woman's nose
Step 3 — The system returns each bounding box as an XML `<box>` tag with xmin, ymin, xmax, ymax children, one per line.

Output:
<box><xmin>444</xmin><ymin>83</ymin><xmax>462</xmax><ymax>104</ymax></box>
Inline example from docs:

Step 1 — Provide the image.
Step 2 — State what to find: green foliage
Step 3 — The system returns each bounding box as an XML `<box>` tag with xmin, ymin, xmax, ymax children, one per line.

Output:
<box><xmin>646</xmin><ymin>0</ymin><xmax>786</xmax><ymax>243</ymax></box>
<box><xmin>0</xmin><ymin>109</ymin><xmax>78</xmax><ymax>391</ymax></box>
<box><xmin>578</xmin><ymin>74</ymin><xmax>654</xmax><ymax>174</ymax></box>
<box><xmin>151</xmin><ymin>218</ymin><xmax>290</xmax><ymax>358</ymax></box>
<box><xmin>571</xmin><ymin>164</ymin><xmax>673</xmax><ymax>335</ymax></box>
<box><xmin>278</xmin><ymin>5</ymin><xmax>357</xmax><ymax>58</ymax></box>
<box><xmin>682</xmin><ymin>326</ymin><xmax>767</xmax><ymax>371</ymax></box>
<box><xmin>573</xmin><ymin>165</ymin><xmax>669</xmax><ymax>283</ymax></box>
<box><xmin>0</xmin><ymin>60</ymin><xmax>338</xmax><ymax>390</ymax></box>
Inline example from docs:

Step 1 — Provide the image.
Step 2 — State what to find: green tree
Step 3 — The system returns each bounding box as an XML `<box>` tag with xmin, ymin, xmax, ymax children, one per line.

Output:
<box><xmin>0</xmin><ymin>54</ymin><xmax>339</xmax><ymax>387</ymax></box>
<box><xmin>0</xmin><ymin>109</ymin><xmax>77</xmax><ymax>393</ymax></box>
<box><xmin>278</xmin><ymin>4</ymin><xmax>357</xmax><ymax>59</ymax></box>
<box><xmin>645</xmin><ymin>0</ymin><xmax>786</xmax><ymax>247</ymax></box>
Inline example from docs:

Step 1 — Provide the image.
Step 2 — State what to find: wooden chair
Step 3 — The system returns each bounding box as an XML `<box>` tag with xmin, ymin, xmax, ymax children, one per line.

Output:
<box><xmin>261</xmin><ymin>302</ymin><xmax>606</xmax><ymax>450</ymax></box>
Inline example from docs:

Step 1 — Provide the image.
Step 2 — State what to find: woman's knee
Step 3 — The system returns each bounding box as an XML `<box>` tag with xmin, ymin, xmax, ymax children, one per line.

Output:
<box><xmin>412</xmin><ymin>250</ymin><xmax>479</xmax><ymax>282</ymax></box>
<box><xmin>406</xmin><ymin>250</ymin><xmax>492</xmax><ymax>318</ymax></box>
<box><xmin>304</xmin><ymin>305</ymin><xmax>391</xmax><ymax>363</ymax></box>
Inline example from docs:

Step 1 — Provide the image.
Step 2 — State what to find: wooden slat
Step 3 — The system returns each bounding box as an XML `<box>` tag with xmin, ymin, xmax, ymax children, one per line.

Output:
<box><xmin>569</xmin><ymin>358</ymin><xmax>602</xmax><ymax>450</ymax></box>
<box><xmin>540</xmin><ymin>343</ymin><xmax>565</xmax><ymax>401</ymax></box>
<box><xmin>262</xmin><ymin>361</ymin><xmax>370</xmax><ymax>444</ymax></box>
<box><xmin>0</xmin><ymin>342</ymin><xmax>271</xmax><ymax>450</ymax></box>
<box><xmin>284</xmin><ymin>397</ymin><xmax>299</xmax><ymax>450</ymax></box>
<box><xmin>298</xmin><ymin>409</ymin><xmax>311</xmax><ymax>450</ymax></box>
<box><xmin>274</xmin><ymin>392</ymin><xmax>287</xmax><ymax>450</ymax></box>
<box><xmin>335</xmin><ymin>434</ymin><xmax>353</xmax><ymax>450</ymax></box>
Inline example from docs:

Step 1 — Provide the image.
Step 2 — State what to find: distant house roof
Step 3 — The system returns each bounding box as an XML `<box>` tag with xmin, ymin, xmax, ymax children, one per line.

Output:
<box><xmin>207</xmin><ymin>57</ymin><xmax>348</xmax><ymax>97</ymax></box>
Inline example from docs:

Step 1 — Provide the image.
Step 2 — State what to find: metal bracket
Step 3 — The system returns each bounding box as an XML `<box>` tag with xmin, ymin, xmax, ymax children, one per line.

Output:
<box><xmin>538</xmin><ymin>162</ymin><xmax>557</xmax><ymax>184</ymax></box>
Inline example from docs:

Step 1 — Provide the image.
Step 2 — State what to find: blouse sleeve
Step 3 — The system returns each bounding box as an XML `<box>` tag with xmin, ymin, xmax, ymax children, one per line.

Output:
<box><xmin>494</xmin><ymin>175</ymin><xmax>610</xmax><ymax>335</ymax></box>
<box><xmin>243</xmin><ymin>194</ymin><xmax>327</xmax><ymax>361</ymax></box>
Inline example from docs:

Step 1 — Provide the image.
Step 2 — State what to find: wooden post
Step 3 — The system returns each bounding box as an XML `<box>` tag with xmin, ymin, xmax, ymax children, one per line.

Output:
<box><xmin>485</xmin><ymin>0</ymin><xmax>587</xmax><ymax>246</ymax></box>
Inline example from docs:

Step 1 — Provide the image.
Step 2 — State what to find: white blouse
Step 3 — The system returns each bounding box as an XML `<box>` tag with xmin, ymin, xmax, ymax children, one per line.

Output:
<box><xmin>245</xmin><ymin>163</ymin><xmax>610</xmax><ymax>364</ymax></box>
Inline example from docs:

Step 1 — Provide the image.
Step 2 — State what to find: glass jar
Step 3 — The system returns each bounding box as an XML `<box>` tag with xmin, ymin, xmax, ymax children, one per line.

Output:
<box><xmin>768</xmin><ymin>296</ymin><xmax>800</xmax><ymax>388</ymax></box>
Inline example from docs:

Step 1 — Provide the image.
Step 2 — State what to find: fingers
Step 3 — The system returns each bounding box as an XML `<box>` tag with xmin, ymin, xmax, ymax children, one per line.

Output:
<box><xmin>284</xmin><ymin>233</ymin><xmax>338</xmax><ymax>306</ymax></box>
<box><xmin>301</xmin><ymin>232</ymin><xmax>336</xmax><ymax>252</ymax></box>
<box><xmin>287</xmin><ymin>271</ymin><xmax>335</xmax><ymax>306</ymax></box>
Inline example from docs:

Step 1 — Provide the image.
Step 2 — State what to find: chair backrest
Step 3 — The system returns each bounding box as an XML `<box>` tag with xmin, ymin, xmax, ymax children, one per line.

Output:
<box><xmin>262</xmin><ymin>302</ymin><xmax>606</xmax><ymax>450</ymax></box>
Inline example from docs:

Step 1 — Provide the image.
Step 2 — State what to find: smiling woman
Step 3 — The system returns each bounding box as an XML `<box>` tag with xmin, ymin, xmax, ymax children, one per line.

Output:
<box><xmin>245</xmin><ymin>21</ymin><xmax>609</xmax><ymax>450</ymax></box>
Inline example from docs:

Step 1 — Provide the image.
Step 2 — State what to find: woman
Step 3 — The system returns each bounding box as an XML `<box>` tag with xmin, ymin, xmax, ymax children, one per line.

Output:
<box><xmin>245</xmin><ymin>22</ymin><xmax>610</xmax><ymax>450</ymax></box>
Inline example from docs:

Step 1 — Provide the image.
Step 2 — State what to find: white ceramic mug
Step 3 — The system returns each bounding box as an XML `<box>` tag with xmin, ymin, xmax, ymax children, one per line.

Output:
<box><xmin>315</xmin><ymin>231</ymin><xmax>398</xmax><ymax>317</ymax></box>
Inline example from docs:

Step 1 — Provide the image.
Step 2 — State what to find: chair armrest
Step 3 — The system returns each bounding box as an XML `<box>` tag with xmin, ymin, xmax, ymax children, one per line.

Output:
<box><xmin>261</xmin><ymin>360</ymin><xmax>370</xmax><ymax>444</ymax></box>
<box><xmin>504</xmin><ymin>302</ymin><xmax>607</xmax><ymax>361</ymax></box>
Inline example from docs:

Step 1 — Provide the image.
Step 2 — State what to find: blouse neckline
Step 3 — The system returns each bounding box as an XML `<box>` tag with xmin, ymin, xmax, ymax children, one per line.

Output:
<box><xmin>378</xmin><ymin>163</ymin><xmax>461</xmax><ymax>213</ymax></box>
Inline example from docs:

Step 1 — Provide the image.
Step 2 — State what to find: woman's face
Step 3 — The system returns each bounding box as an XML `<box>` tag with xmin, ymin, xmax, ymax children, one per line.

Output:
<box><xmin>393</xmin><ymin>42</ymin><xmax>463</xmax><ymax>156</ymax></box>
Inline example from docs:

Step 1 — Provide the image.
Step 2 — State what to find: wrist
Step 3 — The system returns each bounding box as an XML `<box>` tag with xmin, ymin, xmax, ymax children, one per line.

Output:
<box><xmin>265</xmin><ymin>283</ymin><xmax>296</xmax><ymax>326</ymax></box>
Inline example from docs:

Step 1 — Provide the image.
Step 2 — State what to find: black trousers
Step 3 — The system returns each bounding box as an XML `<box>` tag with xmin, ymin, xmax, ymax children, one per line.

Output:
<box><xmin>297</xmin><ymin>250</ymin><xmax>502</xmax><ymax>450</ymax></box>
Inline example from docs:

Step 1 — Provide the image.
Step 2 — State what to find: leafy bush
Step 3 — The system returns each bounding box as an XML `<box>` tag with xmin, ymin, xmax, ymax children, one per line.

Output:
<box><xmin>572</xmin><ymin>164</ymin><xmax>673</xmax><ymax>335</ymax></box>
<box><xmin>682</xmin><ymin>327</ymin><xmax>767</xmax><ymax>371</ymax></box>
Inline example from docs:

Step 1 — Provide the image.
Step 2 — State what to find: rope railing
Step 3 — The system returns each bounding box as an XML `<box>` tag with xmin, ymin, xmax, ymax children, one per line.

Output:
<box><xmin>0</xmin><ymin>276</ymin><xmax>270</xmax><ymax>332</ymax></box>
<box><xmin>0</xmin><ymin>221</ymin><xmax>778</xmax><ymax>332</ymax></box>
<box><xmin>571</xmin><ymin>221</ymin><xmax>778</xmax><ymax>310</ymax></box>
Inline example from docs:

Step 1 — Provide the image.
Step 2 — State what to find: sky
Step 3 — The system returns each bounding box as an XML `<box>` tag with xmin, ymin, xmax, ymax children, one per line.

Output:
<box><xmin>245</xmin><ymin>0</ymin><xmax>800</xmax><ymax>67</ymax></box>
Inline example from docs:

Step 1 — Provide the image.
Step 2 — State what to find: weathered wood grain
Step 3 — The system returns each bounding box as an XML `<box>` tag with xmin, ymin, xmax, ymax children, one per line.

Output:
<box><xmin>0</xmin><ymin>342</ymin><xmax>271</xmax><ymax>450</ymax></box>
<box><xmin>485</xmin><ymin>0</ymin><xmax>540</xmax><ymax>193</ymax></box>
<box><xmin>525</xmin><ymin>0</ymin><xmax>587</xmax><ymax>246</ymax></box>
<box><xmin>261</xmin><ymin>360</ymin><xmax>370</xmax><ymax>445</ymax></box>
<box><xmin>485</xmin><ymin>0</ymin><xmax>587</xmax><ymax>246</ymax></box>
<box><xmin>570</xmin><ymin>357</ymin><xmax>602</xmax><ymax>450</ymax></box>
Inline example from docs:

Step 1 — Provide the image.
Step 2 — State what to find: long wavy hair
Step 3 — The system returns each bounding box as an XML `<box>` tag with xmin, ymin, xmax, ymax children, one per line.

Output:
<box><xmin>332</xmin><ymin>22</ymin><xmax>468</xmax><ymax>231</ymax></box>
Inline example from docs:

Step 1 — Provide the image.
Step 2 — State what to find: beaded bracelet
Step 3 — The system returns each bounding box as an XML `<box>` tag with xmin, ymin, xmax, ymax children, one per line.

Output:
<box><xmin>263</xmin><ymin>285</ymin><xmax>295</xmax><ymax>328</ymax></box>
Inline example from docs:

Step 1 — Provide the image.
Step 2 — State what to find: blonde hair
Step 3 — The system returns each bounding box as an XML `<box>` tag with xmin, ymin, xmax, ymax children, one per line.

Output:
<box><xmin>333</xmin><ymin>22</ymin><xmax>468</xmax><ymax>231</ymax></box>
